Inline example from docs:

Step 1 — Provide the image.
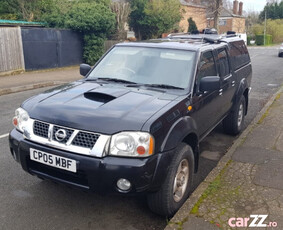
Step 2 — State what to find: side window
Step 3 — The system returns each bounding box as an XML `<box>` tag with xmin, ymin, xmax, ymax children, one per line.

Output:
<box><xmin>197</xmin><ymin>51</ymin><xmax>217</xmax><ymax>85</ymax></box>
<box><xmin>229</xmin><ymin>41</ymin><xmax>250</xmax><ymax>69</ymax></box>
<box><xmin>217</xmin><ymin>48</ymin><xmax>230</xmax><ymax>78</ymax></box>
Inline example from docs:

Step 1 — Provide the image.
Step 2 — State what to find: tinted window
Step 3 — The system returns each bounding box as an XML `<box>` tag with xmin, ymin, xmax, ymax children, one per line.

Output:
<box><xmin>217</xmin><ymin>48</ymin><xmax>230</xmax><ymax>77</ymax></box>
<box><xmin>229</xmin><ymin>40</ymin><xmax>250</xmax><ymax>70</ymax></box>
<box><xmin>197</xmin><ymin>51</ymin><xmax>217</xmax><ymax>81</ymax></box>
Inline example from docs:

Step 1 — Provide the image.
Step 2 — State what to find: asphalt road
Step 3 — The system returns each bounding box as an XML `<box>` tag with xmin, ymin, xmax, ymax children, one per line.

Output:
<box><xmin>0</xmin><ymin>47</ymin><xmax>282</xmax><ymax>230</ymax></box>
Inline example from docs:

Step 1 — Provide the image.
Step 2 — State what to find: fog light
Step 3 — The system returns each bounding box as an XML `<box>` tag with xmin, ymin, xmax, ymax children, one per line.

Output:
<box><xmin>117</xmin><ymin>178</ymin><xmax>131</xmax><ymax>191</ymax></box>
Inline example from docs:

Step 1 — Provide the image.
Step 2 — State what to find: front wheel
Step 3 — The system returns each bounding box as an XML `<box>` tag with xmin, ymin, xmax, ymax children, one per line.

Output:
<box><xmin>223</xmin><ymin>95</ymin><xmax>246</xmax><ymax>135</ymax></box>
<box><xmin>147</xmin><ymin>143</ymin><xmax>194</xmax><ymax>217</ymax></box>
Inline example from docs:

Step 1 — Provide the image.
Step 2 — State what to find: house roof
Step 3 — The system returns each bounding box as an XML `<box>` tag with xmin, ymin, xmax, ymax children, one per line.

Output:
<box><xmin>179</xmin><ymin>0</ymin><xmax>206</xmax><ymax>9</ymax></box>
<box><xmin>207</xmin><ymin>7</ymin><xmax>245</xmax><ymax>19</ymax></box>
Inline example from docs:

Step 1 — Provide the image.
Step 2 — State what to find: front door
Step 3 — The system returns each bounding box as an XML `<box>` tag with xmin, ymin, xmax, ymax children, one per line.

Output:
<box><xmin>191</xmin><ymin>50</ymin><xmax>222</xmax><ymax>138</ymax></box>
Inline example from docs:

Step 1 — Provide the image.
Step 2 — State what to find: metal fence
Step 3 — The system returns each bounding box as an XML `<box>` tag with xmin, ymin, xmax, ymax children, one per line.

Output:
<box><xmin>21</xmin><ymin>28</ymin><xmax>83</xmax><ymax>70</ymax></box>
<box><xmin>0</xmin><ymin>27</ymin><xmax>25</xmax><ymax>74</ymax></box>
<box><xmin>0</xmin><ymin>27</ymin><xmax>120</xmax><ymax>74</ymax></box>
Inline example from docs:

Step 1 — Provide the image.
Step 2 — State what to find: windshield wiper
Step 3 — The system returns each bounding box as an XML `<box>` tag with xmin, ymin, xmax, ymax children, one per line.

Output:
<box><xmin>127</xmin><ymin>83</ymin><xmax>184</xmax><ymax>90</ymax></box>
<box><xmin>97</xmin><ymin>77</ymin><xmax>137</xmax><ymax>84</ymax></box>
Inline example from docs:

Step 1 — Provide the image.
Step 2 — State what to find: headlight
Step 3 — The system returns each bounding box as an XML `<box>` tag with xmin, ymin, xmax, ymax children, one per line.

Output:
<box><xmin>13</xmin><ymin>108</ymin><xmax>30</xmax><ymax>133</ymax></box>
<box><xmin>109</xmin><ymin>132</ymin><xmax>154</xmax><ymax>157</ymax></box>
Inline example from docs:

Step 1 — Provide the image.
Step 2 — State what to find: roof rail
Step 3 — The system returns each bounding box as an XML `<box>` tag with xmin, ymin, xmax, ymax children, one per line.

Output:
<box><xmin>167</xmin><ymin>34</ymin><xmax>241</xmax><ymax>44</ymax></box>
<box><xmin>167</xmin><ymin>34</ymin><xmax>223</xmax><ymax>43</ymax></box>
<box><xmin>167</xmin><ymin>32</ymin><xmax>189</xmax><ymax>37</ymax></box>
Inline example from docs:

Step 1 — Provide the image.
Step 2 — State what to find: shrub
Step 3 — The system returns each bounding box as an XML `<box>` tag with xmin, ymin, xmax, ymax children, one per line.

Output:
<box><xmin>43</xmin><ymin>0</ymin><xmax>115</xmax><ymax>65</ymax></box>
<box><xmin>129</xmin><ymin>0</ymin><xmax>181</xmax><ymax>40</ymax></box>
<box><xmin>83</xmin><ymin>34</ymin><xmax>106</xmax><ymax>65</ymax></box>
<box><xmin>255</xmin><ymin>34</ymin><xmax>273</xmax><ymax>46</ymax></box>
<box><xmin>188</xmin><ymin>17</ymin><xmax>198</xmax><ymax>33</ymax></box>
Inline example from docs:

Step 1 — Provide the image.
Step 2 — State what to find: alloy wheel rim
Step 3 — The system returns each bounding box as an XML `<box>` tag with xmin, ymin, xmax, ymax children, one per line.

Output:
<box><xmin>173</xmin><ymin>159</ymin><xmax>189</xmax><ymax>202</ymax></box>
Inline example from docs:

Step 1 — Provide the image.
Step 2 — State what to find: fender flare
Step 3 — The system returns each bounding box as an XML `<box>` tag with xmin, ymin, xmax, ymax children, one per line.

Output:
<box><xmin>161</xmin><ymin>116</ymin><xmax>199</xmax><ymax>171</ymax></box>
<box><xmin>161</xmin><ymin>116</ymin><xmax>198</xmax><ymax>151</ymax></box>
<box><xmin>232</xmin><ymin>78</ymin><xmax>249</xmax><ymax>112</ymax></box>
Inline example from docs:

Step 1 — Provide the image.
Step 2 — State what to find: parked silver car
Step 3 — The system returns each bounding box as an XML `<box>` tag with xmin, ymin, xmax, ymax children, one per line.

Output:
<box><xmin>279</xmin><ymin>43</ymin><xmax>283</xmax><ymax>57</ymax></box>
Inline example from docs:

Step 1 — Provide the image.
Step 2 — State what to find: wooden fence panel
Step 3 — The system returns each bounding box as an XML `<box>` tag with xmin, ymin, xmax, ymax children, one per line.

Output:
<box><xmin>0</xmin><ymin>27</ymin><xmax>25</xmax><ymax>73</ymax></box>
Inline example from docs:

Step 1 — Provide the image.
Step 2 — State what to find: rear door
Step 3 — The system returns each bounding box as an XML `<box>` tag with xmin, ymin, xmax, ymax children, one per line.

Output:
<box><xmin>216</xmin><ymin>46</ymin><xmax>236</xmax><ymax>116</ymax></box>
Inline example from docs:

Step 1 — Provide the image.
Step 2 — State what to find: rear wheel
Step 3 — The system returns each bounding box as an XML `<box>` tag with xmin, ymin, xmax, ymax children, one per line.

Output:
<box><xmin>223</xmin><ymin>95</ymin><xmax>246</xmax><ymax>135</ymax></box>
<box><xmin>147</xmin><ymin>143</ymin><xmax>194</xmax><ymax>217</ymax></box>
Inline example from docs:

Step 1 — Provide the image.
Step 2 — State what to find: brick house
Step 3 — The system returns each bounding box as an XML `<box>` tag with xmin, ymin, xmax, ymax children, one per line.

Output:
<box><xmin>207</xmin><ymin>1</ymin><xmax>246</xmax><ymax>34</ymax></box>
<box><xmin>179</xmin><ymin>0</ymin><xmax>207</xmax><ymax>33</ymax></box>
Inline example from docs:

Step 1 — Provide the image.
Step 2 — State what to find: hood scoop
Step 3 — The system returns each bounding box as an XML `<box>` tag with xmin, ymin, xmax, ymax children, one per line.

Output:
<box><xmin>84</xmin><ymin>92</ymin><xmax>116</xmax><ymax>103</ymax></box>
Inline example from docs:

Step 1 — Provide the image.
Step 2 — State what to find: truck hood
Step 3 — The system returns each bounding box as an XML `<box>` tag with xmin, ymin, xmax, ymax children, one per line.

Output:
<box><xmin>22</xmin><ymin>81</ymin><xmax>178</xmax><ymax>134</ymax></box>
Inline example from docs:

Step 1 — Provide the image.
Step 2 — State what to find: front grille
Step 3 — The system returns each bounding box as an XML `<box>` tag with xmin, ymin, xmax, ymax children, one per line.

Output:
<box><xmin>32</xmin><ymin>120</ymin><xmax>100</xmax><ymax>150</ymax></box>
<box><xmin>72</xmin><ymin>132</ymin><xmax>100</xmax><ymax>149</ymax></box>
<box><xmin>33</xmin><ymin>121</ymin><xmax>49</xmax><ymax>138</ymax></box>
<box><xmin>53</xmin><ymin>126</ymin><xmax>74</xmax><ymax>144</ymax></box>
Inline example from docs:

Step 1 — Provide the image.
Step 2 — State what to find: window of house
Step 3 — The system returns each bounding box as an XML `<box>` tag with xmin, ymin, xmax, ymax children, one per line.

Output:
<box><xmin>219</xmin><ymin>20</ymin><xmax>227</xmax><ymax>26</ymax></box>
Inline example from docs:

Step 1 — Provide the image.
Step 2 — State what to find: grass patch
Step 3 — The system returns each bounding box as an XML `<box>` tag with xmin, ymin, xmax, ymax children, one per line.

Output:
<box><xmin>257</xmin><ymin>93</ymin><xmax>281</xmax><ymax>124</ymax></box>
<box><xmin>190</xmin><ymin>160</ymin><xmax>232</xmax><ymax>215</ymax></box>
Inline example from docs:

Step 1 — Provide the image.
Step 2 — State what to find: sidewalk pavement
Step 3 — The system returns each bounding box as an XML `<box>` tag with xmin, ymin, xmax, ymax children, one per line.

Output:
<box><xmin>166</xmin><ymin>86</ymin><xmax>283</xmax><ymax>230</ymax></box>
<box><xmin>0</xmin><ymin>66</ymin><xmax>81</xmax><ymax>96</ymax></box>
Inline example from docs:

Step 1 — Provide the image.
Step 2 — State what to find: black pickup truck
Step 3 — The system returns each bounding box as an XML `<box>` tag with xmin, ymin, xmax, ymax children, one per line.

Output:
<box><xmin>9</xmin><ymin>34</ymin><xmax>252</xmax><ymax>216</ymax></box>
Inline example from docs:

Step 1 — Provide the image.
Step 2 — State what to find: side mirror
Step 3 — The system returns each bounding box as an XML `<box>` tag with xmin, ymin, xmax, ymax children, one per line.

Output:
<box><xmin>80</xmin><ymin>64</ymin><xmax>91</xmax><ymax>77</ymax></box>
<box><xmin>199</xmin><ymin>76</ymin><xmax>220</xmax><ymax>92</ymax></box>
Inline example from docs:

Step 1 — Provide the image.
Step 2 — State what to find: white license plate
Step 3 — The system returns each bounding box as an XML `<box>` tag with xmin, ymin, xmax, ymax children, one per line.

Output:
<box><xmin>30</xmin><ymin>148</ymin><xmax>77</xmax><ymax>173</ymax></box>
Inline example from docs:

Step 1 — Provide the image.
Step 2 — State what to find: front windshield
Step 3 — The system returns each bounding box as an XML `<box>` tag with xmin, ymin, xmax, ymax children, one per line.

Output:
<box><xmin>88</xmin><ymin>46</ymin><xmax>196</xmax><ymax>89</ymax></box>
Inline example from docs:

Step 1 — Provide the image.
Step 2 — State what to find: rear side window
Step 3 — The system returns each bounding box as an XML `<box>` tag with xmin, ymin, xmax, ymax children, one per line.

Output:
<box><xmin>229</xmin><ymin>41</ymin><xmax>250</xmax><ymax>70</ymax></box>
<box><xmin>217</xmin><ymin>48</ymin><xmax>230</xmax><ymax>78</ymax></box>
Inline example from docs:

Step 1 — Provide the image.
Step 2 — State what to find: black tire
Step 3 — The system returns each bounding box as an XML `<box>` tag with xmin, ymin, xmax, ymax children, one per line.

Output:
<box><xmin>147</xmin><ymin>143</ymin><xmax>194</xmax><ymax>217</ymax></box>
<box><xmin>223</xmin><ymin>95</ymin><xmax>246</xmax><ymax>135</ymax></box>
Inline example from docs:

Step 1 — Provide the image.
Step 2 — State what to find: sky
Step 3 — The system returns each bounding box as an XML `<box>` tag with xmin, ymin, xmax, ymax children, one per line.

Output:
<box><xmin>240</xmin><ymin>0</ymin><xmax>267</xmax><ymax>12</ymax></box>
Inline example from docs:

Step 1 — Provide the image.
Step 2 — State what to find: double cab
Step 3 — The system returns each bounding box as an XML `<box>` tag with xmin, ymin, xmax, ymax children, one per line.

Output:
<box><xmin>9</xmin><ymin>34</ymin><xmax>252</xmax><ymax>216</ymax></box>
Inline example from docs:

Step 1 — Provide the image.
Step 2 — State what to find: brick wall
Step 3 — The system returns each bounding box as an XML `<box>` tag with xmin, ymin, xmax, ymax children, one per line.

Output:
<box><xmin>232</xmin><ymin>17</ymin><xmax>246</xmax><ymax>33</ymax></box>
<box><xmin>208</xmin><ymin>17</ymin><xmax>245</xmax><ymax>34</ymax></box>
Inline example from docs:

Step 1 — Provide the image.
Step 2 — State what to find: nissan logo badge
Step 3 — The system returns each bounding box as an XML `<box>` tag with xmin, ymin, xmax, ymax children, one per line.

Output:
<box><xmin>55</xmin><ymin>129</ymin><xmax>67</xmax><ymax>142</ymax></box>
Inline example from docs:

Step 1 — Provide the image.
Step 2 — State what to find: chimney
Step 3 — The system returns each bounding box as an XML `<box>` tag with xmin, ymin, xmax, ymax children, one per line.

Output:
<box><xmin>233</xmin><ymin>0</ymin><xmax>239</xmax><ymax>15</ymax></box>
<box><xmin>239</xmin><ymin>2</ymin><xmax>243</xmax><ymax>16</ymax></box>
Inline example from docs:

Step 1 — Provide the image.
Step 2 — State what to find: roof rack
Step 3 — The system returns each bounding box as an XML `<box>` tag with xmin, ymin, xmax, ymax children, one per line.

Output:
<box><xmin>167</xmin><ymin>34</ymin><xmax>222</xmax><ymax>43</ymax></box>
<box><xmin>167</xmin><ymin>34</ymin><xmax>239</xmax><ymax>44</ymax></box>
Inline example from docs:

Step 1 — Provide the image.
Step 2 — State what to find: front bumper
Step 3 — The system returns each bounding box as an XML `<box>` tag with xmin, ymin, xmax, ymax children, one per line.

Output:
<box><xmin>9</xmin><ymin>129</ymin><xmax>174</xmax><ymax>194</ymax></box>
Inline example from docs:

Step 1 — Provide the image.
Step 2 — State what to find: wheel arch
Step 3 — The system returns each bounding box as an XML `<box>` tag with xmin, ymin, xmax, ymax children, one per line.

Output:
<box><xmin>161</xmin><ymin>116</ymin><xmax>199</xmax><ymax>173</ymax></box>
<box><xmin>243</xmin><ymin>87</ymin><xmax>249</xmax><ymax>115</ymax></box>
<box><xmin>233</xmin><ymin>78</ymin><xmax>249</xmax><ymax>112</ymax></box>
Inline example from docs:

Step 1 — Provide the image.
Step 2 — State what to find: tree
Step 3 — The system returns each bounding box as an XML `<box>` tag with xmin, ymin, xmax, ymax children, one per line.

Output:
<box><xmin>129</xmin><ymin>0</ymin><xmax>148</xmax><ymax>40</ymax></box>
<box><xmin>201</xmin><ymin>0</ymin><xmax>224</xmax><ymax>31</ymax></box>
<box><xmin>188</xmin><ymin>17</ymin><xmax>198</xmax><ymax>33</ymax></box>
<box><xmin>129</xmin><ymin>0</ymin><xmax>181</xmax><ymax>40</ymax></box>
<box><xmin>259</xmin><ymin>1</ymin><xmax>283</xmax><ymax>20</ymax></box>
<box><xmin>43</xmin><ymin>0</ymin><xmax>116</xmax><ymax>65</ymax></box>
<box><xmin>111</xmin><ymin>2</ymin><xmax>131</xmax><ymax>40</ymax></box>
<box><xmin>0</xmin><ymin>0</ymin><xmax>55</xmax><ymax>21</ymax></box>
<box><xmin>245</xmin><ymin>10</ymin><xmax>260</xmax><ymax>35</ymax></box>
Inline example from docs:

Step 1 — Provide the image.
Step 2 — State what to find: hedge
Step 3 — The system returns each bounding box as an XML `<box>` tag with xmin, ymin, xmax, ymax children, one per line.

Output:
<box><xmin>247</xmin><ymin>36</ymin><xmax>251</xmax><ymax>45</ymax></box>
<box><xmin>256</xmin><ymin>34</ymin><xmax>273</xmax><ymax>46</ymax></box>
